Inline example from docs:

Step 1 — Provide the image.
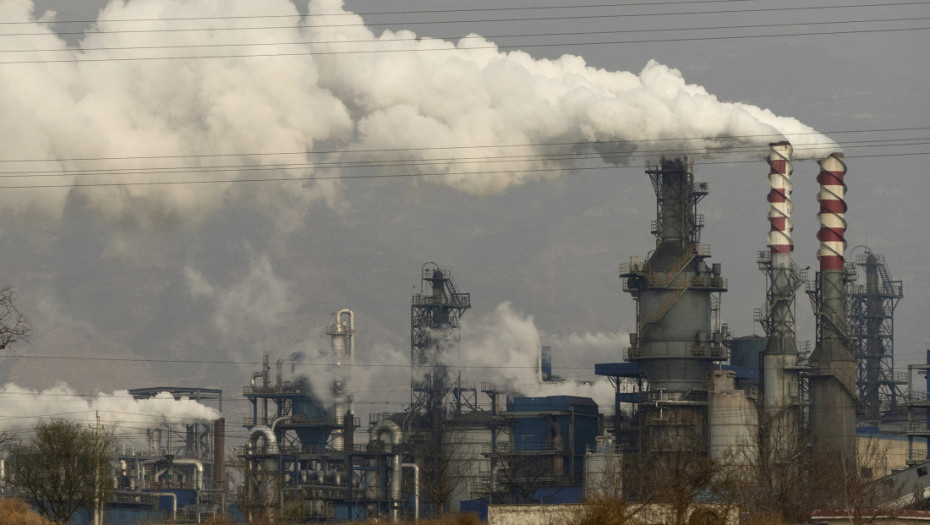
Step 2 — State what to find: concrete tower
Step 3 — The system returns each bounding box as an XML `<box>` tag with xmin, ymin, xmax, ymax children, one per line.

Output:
<box><xmin>808</xmin><ymin>153</ymin><xmax>857</xmax><ymax>467</ymax></box>
<box><xmin>757</xmin><ymin>142</ymin><xmax>806</xmax><ymax>460</ymax></box>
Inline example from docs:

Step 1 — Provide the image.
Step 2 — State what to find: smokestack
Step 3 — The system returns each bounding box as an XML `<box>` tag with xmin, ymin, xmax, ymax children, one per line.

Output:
<box><xmin>809</xmin><ymin>152</ymin><xmax>856</xmax><ymax>469</ymax></box>
<box><xmin>759</xmin><ymin>142</ymin><xmax>804</xmax><ymax>476</ymax></box>
<box><xmin>344</xmin><ymin>410</ymin><xmax>354</xmax><ymax>454</ymax></box>
<box><xmin>213</xmin><ymin>417</ymin><xmax>225</xmax><ymax>491</ymax></box>
<box><xmin>817</xmin><ymin>153</ymin><xmax>848</xmax><ymax>271</ymax></box>
<box><xmin>767</xmin><ymin>141</ymin><xmax>794</xmax><ymax>258</ymax></box>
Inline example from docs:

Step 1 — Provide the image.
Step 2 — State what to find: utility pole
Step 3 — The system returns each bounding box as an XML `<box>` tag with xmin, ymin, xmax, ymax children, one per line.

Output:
<box><xmin>95</xmin><ymin>411</ymin><xmax>102</xmax><ymax>525</ymax></box>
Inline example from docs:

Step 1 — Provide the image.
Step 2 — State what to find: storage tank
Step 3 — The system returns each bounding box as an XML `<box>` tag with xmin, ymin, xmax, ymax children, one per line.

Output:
<box><xmin>708</xmin><ymin>370</ymin><xmax>758</xmax><ymax>467</ymax></box>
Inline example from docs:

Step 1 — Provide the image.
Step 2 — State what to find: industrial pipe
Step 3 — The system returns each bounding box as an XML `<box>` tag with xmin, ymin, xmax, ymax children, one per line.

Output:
<box><xmin>249</xmin><ymin>426</ymin><xmax>280</xmax><ymax>454</ymax></box>
<box><xmin>401</xmin><ymin>463</ymin><xmax>420</xmax><ymax>522</ymax></box>
<box><xmin>150</xmin><ymin>492</ymin><xmax>177</xmax><ymax>521</ymax></box>
<box><xmin>156</xmin><ymin>458</ymin><xmax>204</xmax><ymax>491</ymax></box>
<box><xmin>370</xmin><ymin>419</ymin><xmax>402</xmax><ymax>449</ymax></box>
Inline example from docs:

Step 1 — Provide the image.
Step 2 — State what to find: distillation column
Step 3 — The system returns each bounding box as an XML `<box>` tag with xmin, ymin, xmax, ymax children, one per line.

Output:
<box><xmin>808</xmin><ymin>153</ymin><xmax>857</xmax><ymax>466</ymax></box>
<box><xmin>327</xmin><ymin>309</ymin><xmax>354</xmax><ymax>451</ymax></box>
<box><xmin>759</xmin><ymin>142</ymin><xmax>805</xmax><ymax>458</ymax></box>
<box><xmin>620</xmin><ymin>157</ymin><xmax>727</xmax><ymax>454</ymax></box>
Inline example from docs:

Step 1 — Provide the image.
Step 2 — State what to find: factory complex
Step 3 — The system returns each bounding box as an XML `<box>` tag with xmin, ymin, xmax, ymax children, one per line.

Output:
<box><xmin>5</xmin><ymin>147</ymin><xmax>929</xmax><ymax>525</ymax></box>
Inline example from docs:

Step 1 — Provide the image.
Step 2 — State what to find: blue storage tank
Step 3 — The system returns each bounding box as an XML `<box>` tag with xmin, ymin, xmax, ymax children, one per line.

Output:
<box><xmin>729</xmin><ymin>335</ymin><xmax>765</xmax><ymax>369</ymax></box>
<box><xmin>509</xmin><ymin>396</ymin><xmax>600</xmax><ymax>478</ymax></box>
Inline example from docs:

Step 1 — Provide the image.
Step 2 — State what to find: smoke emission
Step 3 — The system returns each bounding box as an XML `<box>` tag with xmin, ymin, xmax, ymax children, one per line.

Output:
<box><xmin>0</xmin><ymin>383</ymin><xmax>220</xmax><ymax>437</ymax></box>
<box><xmin>451</xmin><ymin>302</ymin><xmax>617</xmax><ymax>412</ymax></box>
<box><xmin>0</xmin><ymin>0</ymin><xmax>838</xmax><ymax>229</ymax></box>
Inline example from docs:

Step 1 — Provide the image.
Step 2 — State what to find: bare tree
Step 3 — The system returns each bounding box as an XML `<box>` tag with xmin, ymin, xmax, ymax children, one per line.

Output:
<box><xmin>0</xmin><ymin>286</ymin><xmax>30</xmax><ymax>350</ymax></box>
<box><xmin>234</xmin><ymin>454</ymin><xmax>302</xmax><ymax>524</ymax></box>
<box><xmin>6</xmin><ymin>419</ymin><xmax>114</xmax><ymax>523</ymax></box>
<box><xmin>416</xmin><ymin>413</ymin><xmax>478</xmax><ymax>515</ymax></box>
<box><xmin>810</xmin><ymin>437</ymin><xmax>904</xmax><ymax>525</ymax></box>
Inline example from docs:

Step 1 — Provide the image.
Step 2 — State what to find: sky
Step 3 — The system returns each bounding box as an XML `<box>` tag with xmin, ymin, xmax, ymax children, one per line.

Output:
<box><xmin>0</xmin><ymin>0</ymin><xmax>927</xmax><ymax>437</ymax></box>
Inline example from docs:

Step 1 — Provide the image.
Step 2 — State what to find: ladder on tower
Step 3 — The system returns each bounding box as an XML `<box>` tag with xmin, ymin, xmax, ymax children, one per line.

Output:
<box><xmin>664</xmin><ymin>245</ymin><xmax>695</xmax><ymax>286</ymax></box>
<box><xmin>639</xmin><ymin>277</ymin><xmax>691</xmax><ymax>333</ymax></box>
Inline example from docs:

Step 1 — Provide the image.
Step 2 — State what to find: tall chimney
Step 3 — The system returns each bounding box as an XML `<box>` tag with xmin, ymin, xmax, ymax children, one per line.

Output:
<box><xmin>760</xmin><ymin>142</ymin><xmax>804</xmax><ymax>463</ymax></box>
<box><xmin>809</xmin><ymin>153</ymin><xmax>857</xmax><ymax>468</ymax></box>
<box><xmin>213</xmin><ymin>417</ymin><xmax>226</xmax><ymax>490</ymax></box>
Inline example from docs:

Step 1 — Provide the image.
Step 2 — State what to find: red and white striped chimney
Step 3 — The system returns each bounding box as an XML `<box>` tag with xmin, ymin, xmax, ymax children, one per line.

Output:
<box><xmin>767</xmin><ymin>142</ymin><xmax>794</xmax><ymax>257</ymax></box>
<box><xmin>816</xmin><ymin>153</ymin><xmax>847</xmax><ymax>271</ymax></box>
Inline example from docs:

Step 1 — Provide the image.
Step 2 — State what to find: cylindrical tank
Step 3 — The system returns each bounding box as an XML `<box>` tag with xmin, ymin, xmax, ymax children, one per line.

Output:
<box><xmin>730</xmin><ymin>335</ymin><xmax>765</xmax><ymax>368</ymax></box>
<box><xmin>708</xmin><ymin>370</ymin><xmax>758</xmax><ymax>466</ymax></box>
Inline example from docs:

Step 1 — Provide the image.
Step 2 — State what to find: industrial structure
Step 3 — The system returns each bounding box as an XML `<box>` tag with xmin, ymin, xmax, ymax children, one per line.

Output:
<box><xmin>114</xmin><ymin>387</ymin><xmax>226</xmax><ymax>522</ymax></box>
<box><xmin>848</xmin><ymin>248</ymin><xmax>905</xmax><ymax>423</ymax></box>
<box><xmin>618</xmin><ymin>156</ymin><xmax>728</xmax><ymax>456</ymax></box>
<box><xmin>8</xmin><ymin>147</ymin><xmax>930</xmax><ymax>524</ymax></box>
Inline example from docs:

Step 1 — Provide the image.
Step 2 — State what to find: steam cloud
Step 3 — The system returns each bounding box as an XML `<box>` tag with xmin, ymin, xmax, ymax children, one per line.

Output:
<box><xmin>451</xmin><ymin>302</ymin><xmax>617</xmax><ymax>412</ymax></box>
<box><xmin>0</xmin><ymin>383</ymin><xmax>220</xmax><ymax>437</ymax></box>
<box><xmin>1</xmin><ymin>0</ymin><xmax>838</xmax><ymax>227</ymax></box>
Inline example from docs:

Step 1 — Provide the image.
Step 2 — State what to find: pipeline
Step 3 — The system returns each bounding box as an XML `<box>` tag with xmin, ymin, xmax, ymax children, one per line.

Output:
<box><xmin>369</xmin><ymin>420</ymin><xmax>405</xmax><ymax>522</ymax></box>
<box><xmin>154</xmin><ymin>459</ymin><xmax>204</xmax><ymax>490</ymax></box>
<box><xmin>249</xmin><ymin>425</ymin><xmax>280</xmax><ymax>454</ymax></box>
<box><xmin>401</xmin><ymin>463</ymin><xmax>420</xmax><ymax>522</ymax></box>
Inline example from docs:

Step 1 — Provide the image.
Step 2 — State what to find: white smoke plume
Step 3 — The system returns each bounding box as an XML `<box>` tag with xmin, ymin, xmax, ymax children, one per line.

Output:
<box><xmin>451</xmin><ymin>302</ymin><xmax>616</xmax><ymax>412</ymax></box>
<box><xmin>0</xmin><ymin>383</ymin><xmax>219</xmax><ymax>439</ymax></box>
<box><xmin>0</xmin><ymin>0</ymin><xmax>838</xmax><ymax>227</ymax></box>
<box><xmin>184</xmin><ymin>254</ymin><xmax>299</xmax><ymax>346</ymax></box>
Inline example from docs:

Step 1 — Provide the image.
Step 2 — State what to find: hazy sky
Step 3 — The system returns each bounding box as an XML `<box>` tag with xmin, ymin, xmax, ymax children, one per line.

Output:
<box><xmin>1</xmin><ymin>0</ymin><xmax>927</xmax><ymax>433</ymax></box>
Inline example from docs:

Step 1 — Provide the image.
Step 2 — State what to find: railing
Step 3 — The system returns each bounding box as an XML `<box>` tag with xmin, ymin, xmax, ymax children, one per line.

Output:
<box><xmin>243</xmin><ymin>384</ymin><xmax>306</xmax><ymax>395</ymax></box>
<box><xmin>689</xmin><ymin>345</ymin><xmax>726</xmax><ymax>359</ymax></box>
<box><xmin>586</xmin><ymin>443</ymin><xmax>622</xmax><ymax>454</ymax></box>
<box><xmin>244</xmin><ymin>415</ymin><xmax>340</xmax><ymax>427</ymax></box>
<box><xmin>904</xmin><ymin>391</ymin><xmax>930</xmax><ymax>404</ymax></box>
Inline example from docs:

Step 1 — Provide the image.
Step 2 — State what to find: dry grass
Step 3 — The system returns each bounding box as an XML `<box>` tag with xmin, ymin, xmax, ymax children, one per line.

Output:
<box><xmin>0</xmin><ymin>498</ymin><xmax>53</xmax><ymax>525</ymax></box>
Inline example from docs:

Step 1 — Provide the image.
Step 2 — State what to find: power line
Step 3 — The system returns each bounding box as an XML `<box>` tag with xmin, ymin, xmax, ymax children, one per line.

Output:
<box><xmin>4</xmin><ymin>1</ymin><xmax>927</xmax><ymax>37</ymax></box>
<box><xmin>0</xmin><ymin>150</ymin><xmax>923</xmax><ymax>190</ymax></box>
<box><xmin>0</xmin><ymin>0</ymin><xmax>887</xmax><ymax>26</ymax></box>
<box><xmin>1</xmin><ymin>126</ymin><xmax>925</xmax><ymax>165</ymax></box>
<box><xmin>5</xmin><ymin>15</ymin><xmax>928</xmax><ymax>55</ymax></box>
<box><xmin>0</xmin><ymin>136</ymin><xmax>924</xmax><ymax>181</ymax></box>
<box><xmin>0</xmin><ymin>353</ymin><xmax>592</xmax><ymax>370</ymax></box>
<box><xmin>2</xmin><ymin>24</ymin><xmax>929</xmax><ymax>64</ymax></box>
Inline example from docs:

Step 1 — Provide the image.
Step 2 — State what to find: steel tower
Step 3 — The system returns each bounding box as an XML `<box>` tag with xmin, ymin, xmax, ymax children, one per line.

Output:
<box><xmin>848</xmin><ymin>249</ymin><xmax>904</xmax><ymax>422</ymax></box>
<box><xmin>408</xmin><ymin>263</ymin><xmax>471</xmax><ymax>423</ymax></box>
<box><xmin>620</xmin><ymin>157</ymin><xmax>727</xmax><ymax>454</ymax></box>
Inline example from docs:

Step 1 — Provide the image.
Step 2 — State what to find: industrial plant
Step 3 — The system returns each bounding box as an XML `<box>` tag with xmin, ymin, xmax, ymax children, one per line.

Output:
<box><xmin>4</xmin><ymin>148</ymin><xmax>930</xmax><ymax>524</ymax></box>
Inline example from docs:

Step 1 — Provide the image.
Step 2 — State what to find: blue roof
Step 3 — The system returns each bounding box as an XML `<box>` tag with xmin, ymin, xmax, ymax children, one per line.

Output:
<box><xmin>594</xmin><ymin>362</ymin><xmax>640</xmax><ymax>377</ymax></box>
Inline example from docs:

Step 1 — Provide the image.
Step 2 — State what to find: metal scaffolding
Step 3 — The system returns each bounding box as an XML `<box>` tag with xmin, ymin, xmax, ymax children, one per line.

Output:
<box><xmin>848</xmin><ymin>248</ymin><xmax>904</xmax><ymax>421</ymax></box>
